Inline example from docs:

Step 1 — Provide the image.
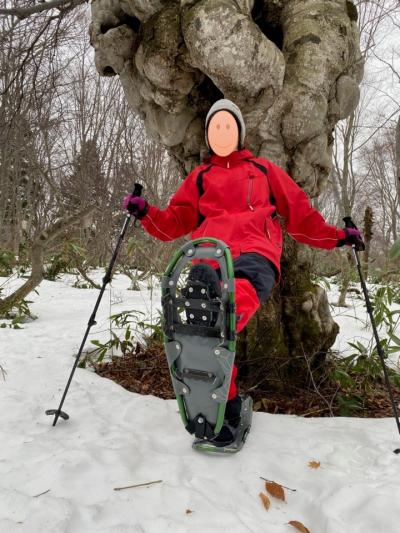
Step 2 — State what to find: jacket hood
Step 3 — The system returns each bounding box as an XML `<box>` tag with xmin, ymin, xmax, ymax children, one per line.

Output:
<box><xmin>203</xmin><ymin>148</ymin><xmax>254</xmax><ymax>168</ymax></box>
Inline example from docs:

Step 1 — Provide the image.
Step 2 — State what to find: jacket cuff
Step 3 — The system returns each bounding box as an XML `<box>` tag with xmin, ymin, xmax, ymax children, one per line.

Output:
<box><xmin>140</xmin><ymin>204</ymin><xmax>154</xmax><ymax>226</ymax></box>
<box><xmin>336</xmin><ymin>228</ymin><xmax>346</xmax><ymax>247</ymax></box>
<box><xmin>136</xmin><ymin>200</ymin><xmax>149</xmax><ymax>219</ymax></box>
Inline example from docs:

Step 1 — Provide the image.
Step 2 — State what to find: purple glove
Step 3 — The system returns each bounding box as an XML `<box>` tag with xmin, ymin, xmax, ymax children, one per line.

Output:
<box><xmin>337</xmin><ymin>227</ymin><xmax>365</xmax><ymax>251</ymax></box>
<box><xmin>122</xmin><ymin>195</ymin><xmax>149</xmax><ymax>219</ymax></box>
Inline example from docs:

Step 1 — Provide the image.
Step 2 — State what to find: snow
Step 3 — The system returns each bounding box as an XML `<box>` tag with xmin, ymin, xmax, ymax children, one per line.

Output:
<box><xmin>329</xmin><ymin>282</ymin><xmax>400</xmax><ymax>369</ymax></box>
<box><xmin>1</xmin><ymin>273</ymin><xmax>400</xmax><ymax>533</ymax></box>
<box><xmin>329</xmin><ymin>282</ymin><xmax>376</xmax><ymax>354</ymax></box>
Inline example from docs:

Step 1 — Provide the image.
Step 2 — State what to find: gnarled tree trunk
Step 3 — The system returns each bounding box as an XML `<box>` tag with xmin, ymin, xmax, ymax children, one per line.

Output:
<box><xmin>90</xmin><ymin>0</ymin><xmax>364</xmax><ymax>387</ymax></box>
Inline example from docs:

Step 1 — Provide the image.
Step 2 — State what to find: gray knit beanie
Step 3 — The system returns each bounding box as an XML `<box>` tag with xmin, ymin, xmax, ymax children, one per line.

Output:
<box><xmin>205</xmin><ymin>98</ymin><xmax>246</xmax><ymax>150</ymax></box>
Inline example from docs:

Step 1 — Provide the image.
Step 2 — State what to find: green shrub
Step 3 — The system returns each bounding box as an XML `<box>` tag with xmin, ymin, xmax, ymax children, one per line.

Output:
<box><xmin>0</xmin><ymin>249</ymin><xmax>16</xmax><ymax>277</ymax></box>
<box><xmin>80</xmin><ymin>308</ymin><xmax>145</xmax><ymax>367</ymax></box>
<box><xmin>0</xmin><ymin>287</ymin><xmax>38</xmax><ymax>329</ymax></box>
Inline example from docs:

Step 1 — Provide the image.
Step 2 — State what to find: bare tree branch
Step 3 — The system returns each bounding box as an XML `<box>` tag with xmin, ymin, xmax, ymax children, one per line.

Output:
<box><xmin>37</xmin><ymin>204</ymin><xmax>96</xmax><ymax>245</ymax></box>
<box><xmin>0</xmin><ymin>0</ymin><xmax>85</xmax><ymax>20</ymax></box>
<box><xmin>396</xmin><ymin>114</ymin><xmax>400</xmax><ymax>195</ymax></box>
<box><xmin>0</xmin><ymin>14</ymin><xmax>57</xmax><ymax>96</ymax></box>
<box><xmin>354</xmin><ymin>108</ymin><xmax>400</xmax><ymax>153</ymax></box>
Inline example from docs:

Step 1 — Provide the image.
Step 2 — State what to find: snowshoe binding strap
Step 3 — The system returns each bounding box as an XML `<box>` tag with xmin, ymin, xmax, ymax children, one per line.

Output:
<box><xmin>176</xmin><ymin>368</ymin><xmax>216</xmax><ymax>382</ymax></box>
<box><xmin>186</xmin><ymin>413</ymin><xmax>216</xmax><ymax>440</ymax></box>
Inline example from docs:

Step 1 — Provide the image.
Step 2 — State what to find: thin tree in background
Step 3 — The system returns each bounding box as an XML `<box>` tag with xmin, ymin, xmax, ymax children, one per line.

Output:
<box><xmin>363</xmin><ymin>206</ymin><xmax>374</xmax><ymax>279</ymax></box>
<box><xmin>328</xmin><ymin>0</ymin><xmax>400</xmax><ymax>303</ymax></box>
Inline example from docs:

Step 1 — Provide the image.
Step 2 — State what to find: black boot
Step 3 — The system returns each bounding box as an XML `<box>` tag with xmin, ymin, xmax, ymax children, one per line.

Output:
<box><xmin>182</xmin><ymin>264</ymin><xmax>221</xmax><ymax>326</ymax></box>
<box><xmin>211</xmin><ymin>395</ymin><xmax>243</xmax><ymax>447</ymax></box>
<box><xmin>224</xmin><ymin>395</ymin><xmax>242</xmax><ymax>428</ymax></box>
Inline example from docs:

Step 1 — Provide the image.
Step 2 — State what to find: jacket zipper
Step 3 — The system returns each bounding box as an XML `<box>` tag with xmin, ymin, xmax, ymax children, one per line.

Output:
<box><xmin>247</xmin><ymin>175</ymin><xmax>254</xmax><ymax>211</ymax></box>
<box><xmin>266</xmin><ymin>220</ymin><xmax>271</xmax><ymax>239</ymax></box>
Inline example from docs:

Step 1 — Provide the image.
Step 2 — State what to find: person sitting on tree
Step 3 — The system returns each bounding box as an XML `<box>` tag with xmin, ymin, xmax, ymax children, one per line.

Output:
<box><xmin>123</xmin><ymin>98</ymin><xmax>364</xmax><ymax>444</ymax></box>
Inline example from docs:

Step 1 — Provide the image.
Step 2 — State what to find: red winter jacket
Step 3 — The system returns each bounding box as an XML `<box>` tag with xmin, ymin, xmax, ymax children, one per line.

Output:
<box><xmin>140</xmin><ymin>149</ymin><xmax>345</xmax><ymax>279</ymax></box>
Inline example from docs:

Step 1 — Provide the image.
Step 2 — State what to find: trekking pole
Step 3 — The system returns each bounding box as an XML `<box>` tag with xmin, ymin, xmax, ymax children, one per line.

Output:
<box><xmin>46</xmin><ymin>183</ymin><xmax>143</xmax><ymax>426</ymax></box>
<box><xmin>343</xmin><ymin>216</ymin><xmax>400</xmax><ymax>453</ymax></box>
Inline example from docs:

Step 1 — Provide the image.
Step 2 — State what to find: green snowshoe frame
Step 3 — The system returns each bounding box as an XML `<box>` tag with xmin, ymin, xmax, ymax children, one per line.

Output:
<box><xmin>161</xmin><ymin>238</ymin><xmax>236</xmax><ymax>439</ymax></box>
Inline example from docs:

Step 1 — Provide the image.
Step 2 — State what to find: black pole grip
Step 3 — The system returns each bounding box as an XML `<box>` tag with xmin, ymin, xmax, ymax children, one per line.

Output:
<box><xmin>132</xmin><ymin>183</ymin><xmax>143</xmax><ymax>197</ymax></box>
<box><xmin>343</xmin><ymin>216</ymin><xmax>357</xmax><ymax>229</ymax></box>
<box><xmin>343</xmin><ymin>216</ymin><xmax>365</xmax><ymax>251</ymax></box>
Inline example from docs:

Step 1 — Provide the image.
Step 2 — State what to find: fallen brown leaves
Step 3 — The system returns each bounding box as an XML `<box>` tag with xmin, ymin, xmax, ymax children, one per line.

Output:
<box><xmin>307</xmin><ymin>461</ymin><xmax>321</xmax><ymax>469</ymax></box>
<box><xmin>258</xmin><ymin>480</ymin><xmax>285</xmax><ymax>513</ymax></box>
<box><xmin>95</xmin><ymin>340</ymin><xmax>400</xmax><ymax>419</ymax></box>
<box><xmin>258</xmin><ymin>479</ymin><xmax>310</xmax><ymax>532</ymax></box>
<box><xmin>95</xmin><ymin>342</ymin><xmax>174</xmax><ymax>399</ymax></box>
<box><xmin>288</xmin><ymin>520</ymin><xmax>310</xmax><ymax>533</ymax></box>
<box><xmin>259</xmin><ymin>492</ymin><xmax>271</xmax><ymax>510</ymax></box>
<box><xmin>265</xmin><ymin>481</ymin><xmax>285</xmax><ymax>501</ymax></box>
<box><xmin>250</xmin><ymin>380</ymin><xmax>400</xmax><ymax>418</ymax></box>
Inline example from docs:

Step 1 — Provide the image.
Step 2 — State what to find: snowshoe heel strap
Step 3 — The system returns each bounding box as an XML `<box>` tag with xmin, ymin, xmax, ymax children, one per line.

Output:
<box><xmin>186</xmin><ymin>413</ymin><xmax>216</xmax><ymax>440</ymax></box>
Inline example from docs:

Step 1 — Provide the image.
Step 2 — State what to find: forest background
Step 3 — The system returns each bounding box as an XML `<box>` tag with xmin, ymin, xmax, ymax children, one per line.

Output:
<box><xmin>1</xmin><ymin>0</ymin><xmax>400</xmax><ymax>417</ymax></box>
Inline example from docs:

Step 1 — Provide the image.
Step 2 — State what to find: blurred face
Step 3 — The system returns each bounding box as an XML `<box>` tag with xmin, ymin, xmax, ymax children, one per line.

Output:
<box><xmin>207</xmin><ymin>110</ymin><xmax>239</xmax><ymax>156</ymax></box>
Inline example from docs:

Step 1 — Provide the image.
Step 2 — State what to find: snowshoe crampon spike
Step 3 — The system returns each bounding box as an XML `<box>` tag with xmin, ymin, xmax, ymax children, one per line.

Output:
<box><xmin>45</xmin><ymin>409</ymin><xmax>69</xmax><ymax>425</ymax></box>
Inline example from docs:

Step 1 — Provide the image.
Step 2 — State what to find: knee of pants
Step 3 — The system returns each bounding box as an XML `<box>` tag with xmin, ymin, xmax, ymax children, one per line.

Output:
<box><xmin>228</xmin><ymin>364</ymin><xmax>238</xmax><ymax>400</ymax></box>
<box><xmin>235</xmin><ymin>278</ymin><xmax>260</xmax><ymax>333</ymax></box>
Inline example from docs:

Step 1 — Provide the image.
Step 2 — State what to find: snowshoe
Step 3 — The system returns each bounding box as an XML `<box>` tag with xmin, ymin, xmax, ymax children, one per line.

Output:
<box><xmin>162</xmin><ymin>238</ymin><xmax>249</xmax><ymax>452</ymax></box>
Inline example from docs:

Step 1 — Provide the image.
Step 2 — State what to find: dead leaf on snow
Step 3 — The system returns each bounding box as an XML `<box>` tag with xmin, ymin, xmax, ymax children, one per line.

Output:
<box><xmin>307</xmin><ymin>461</ymin><xmax>321</xmax><ymax>469</ymax></box>
<box><xmin>265</xmin><ymin>481</ymin><xmax>285</xmax><ymax>501</ymax></box>
<box><xmin>185</xmin><ymin>509</ymin><xmax>193</xmax><ymax>514</ymax></box>
<box><xmin>258</xmin><ymin>492</ymin><xmax>270</xmax><ymax>510</ymax></box>
<box><xmin>288</xmin><ymin>520</ymin><xmax>310</xmax><ymax>532</ymax></box>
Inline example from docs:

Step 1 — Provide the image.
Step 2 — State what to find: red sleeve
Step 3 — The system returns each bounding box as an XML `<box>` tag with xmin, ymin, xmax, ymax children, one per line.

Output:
<box><xmin>140</xmin><ymin>167</ymin><xmax>200</xmax><ymax>242</ymax></box>
<box><xmin>264</xmin><ymin>160</ymin><xmax>344</xmax><ymax>250</ymax></box>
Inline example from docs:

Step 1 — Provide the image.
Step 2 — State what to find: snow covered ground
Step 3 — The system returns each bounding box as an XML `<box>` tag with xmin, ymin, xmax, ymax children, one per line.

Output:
<box><xmin>1</xmin><ymin>272</ymin><xmax>400</xmax><ymax>533</ymax></box>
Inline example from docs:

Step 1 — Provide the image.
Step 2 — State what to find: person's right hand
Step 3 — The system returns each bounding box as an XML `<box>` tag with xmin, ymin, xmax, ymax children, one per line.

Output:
<box><xmin>122</xmin><ymin>195</ymin><xmax>149</xmax><ymax>219</ymax></box>
<box><xmin>337</xmin><ymin>227</ymin><xmax>365</xmax><ymax>251</ymax></box>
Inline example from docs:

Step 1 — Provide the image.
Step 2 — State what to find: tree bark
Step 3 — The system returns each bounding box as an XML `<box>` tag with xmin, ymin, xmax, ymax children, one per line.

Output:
<box><xmin>362</xmin><ymin>206</ymin><xmax>373</xmax><ymax>280</ymax></box>
<box><xmin>396</xmin><ymin>115</ymin><xmax>400</xmax><ymax>197</ymax></box>
<box><xmin>336</xmin><ymin>250</ymin><xmax>352</xmax><ymax>308</ymax></box>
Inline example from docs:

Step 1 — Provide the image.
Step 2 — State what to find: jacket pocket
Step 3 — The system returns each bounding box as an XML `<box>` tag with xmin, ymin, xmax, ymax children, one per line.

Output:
<box><xmin>265</xmin><ymin>216</ymin><xmax>282</xmax><ymax>248</ymax></box>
